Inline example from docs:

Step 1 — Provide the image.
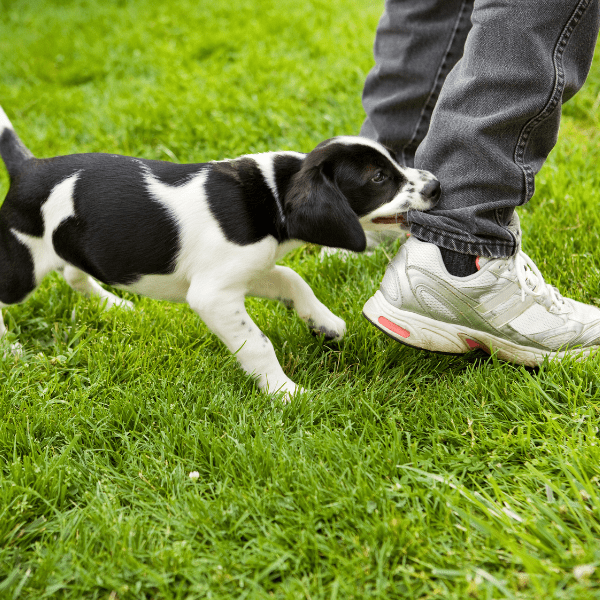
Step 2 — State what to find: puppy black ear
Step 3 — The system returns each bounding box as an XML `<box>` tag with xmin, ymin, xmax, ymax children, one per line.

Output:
<box><xmin>284</xmin><ymin>163</ymin><xmax>367</xmax><ymax>252</ymax></box>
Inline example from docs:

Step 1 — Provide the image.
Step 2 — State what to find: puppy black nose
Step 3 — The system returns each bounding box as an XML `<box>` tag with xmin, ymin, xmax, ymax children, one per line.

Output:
<box><xmin>422</xmin><ymin>179</ymin><xmax>441</xmax><ymax>204</ymax></box>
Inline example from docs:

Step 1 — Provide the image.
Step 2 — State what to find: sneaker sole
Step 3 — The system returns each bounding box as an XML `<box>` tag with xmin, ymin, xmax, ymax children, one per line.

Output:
<box><xmin>363</xmin><ymin>290</ymin><xmax>596</xmax><ymax>367</ymax></box>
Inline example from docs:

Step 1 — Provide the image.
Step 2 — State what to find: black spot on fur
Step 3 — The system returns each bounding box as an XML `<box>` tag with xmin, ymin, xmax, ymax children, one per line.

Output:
<box><xmin>273</xmin><ymin>154</ymin><xmax>304</xmax><ymax>200</ymax></box>
<box><xmin>205</xmin><ymin>157</ymin><xmax>286</xmax><ymax>244</ymax></box>
<box><xmin>0</xmin><ymin>153</ymin><xmax>184</xmax><ymax>287</ymax></box>
<box><xmin>49</xmin><ymin>155</ymin><xmax>181</xmax><ymax>285</ymax></box>
<box><xmin>307</xmin><ymin>318</ymin><xmax>340</xmax><ymax>341</ymax></box>
<box><xmin>0</xmin><ymin>128</ymin><xmax>33</xmax><ymax>182</ymax></box>
<box><xmin>145</xmin><ymin>159</ymin><xmax>204</xmax><ymax>187</ymax></box>
<box><xmin>278</xmin><ymin>297</ymin><xmax>294</xmax><ymax>310</ymax></box>
<box><xmin>0</xmin><ymin>223</ymin><xmax>35</xmax><ymax>304</ymax></box>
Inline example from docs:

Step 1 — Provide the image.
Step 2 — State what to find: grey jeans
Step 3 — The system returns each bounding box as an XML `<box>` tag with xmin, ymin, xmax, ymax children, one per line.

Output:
<box><xmin>361</xmin><ymin>0</ymin><xmax>600</xmax><ymax>257</ymax></box>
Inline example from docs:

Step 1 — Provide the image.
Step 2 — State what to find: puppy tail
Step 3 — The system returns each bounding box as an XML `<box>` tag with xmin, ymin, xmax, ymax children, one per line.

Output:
<box><xmin>0</xmin><ymin>105</ymin><xmax>34</xmax><ymax>181</ymax></box>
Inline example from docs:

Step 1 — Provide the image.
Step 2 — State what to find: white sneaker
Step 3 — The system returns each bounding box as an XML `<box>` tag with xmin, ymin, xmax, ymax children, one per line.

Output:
<box><xmin>363</xmin><ymin>235</ymin><xmax>600</xmax><ymax>366</ymax></box>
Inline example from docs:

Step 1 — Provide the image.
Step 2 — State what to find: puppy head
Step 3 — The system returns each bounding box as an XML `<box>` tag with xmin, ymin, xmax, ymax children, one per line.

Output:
<box><xmin>283</xmin><ymin>136</ymin><xmax>440</xmax><ymax>252</ymax></box>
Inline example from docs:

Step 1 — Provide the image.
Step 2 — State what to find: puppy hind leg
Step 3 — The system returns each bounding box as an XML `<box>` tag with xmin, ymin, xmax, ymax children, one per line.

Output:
<box><xmin>62</xmin><ymin>265</ymin><xmax>134</xmax><ymax>310</ymax></box>
<box><xmin>187</xmin><ymin>280</ymin><xmax>301</xmax><ymax>400</ymax></box>
<box><xmin>249</xmin><ymin>265</ymin><xmax>346</xmax><ymax>340</ymax></box>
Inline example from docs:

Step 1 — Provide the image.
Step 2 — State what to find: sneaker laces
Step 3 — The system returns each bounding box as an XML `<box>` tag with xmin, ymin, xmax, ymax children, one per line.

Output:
<box><xmin>510</xmin><ymin>251</ymin><xmax>565</xmax><ymax>310</ymax></box>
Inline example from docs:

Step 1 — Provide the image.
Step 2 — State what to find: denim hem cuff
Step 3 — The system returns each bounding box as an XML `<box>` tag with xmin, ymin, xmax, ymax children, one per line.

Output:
<box><xmin>410</xmin><ymin>224</ymin><xmax>516</xmax><ymax>258</ymax></box>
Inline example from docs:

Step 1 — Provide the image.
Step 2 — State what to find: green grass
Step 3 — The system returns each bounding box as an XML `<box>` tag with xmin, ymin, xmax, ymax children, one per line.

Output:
<box><xmin>1</xmin><ymin>0</ymin><xmax>600</xmax><ymax>598</ymax></box>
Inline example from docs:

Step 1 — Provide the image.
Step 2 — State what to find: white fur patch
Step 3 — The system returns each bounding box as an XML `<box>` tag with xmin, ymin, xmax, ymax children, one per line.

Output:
<box><xmin>0</xmin><ymin>106</ymin><xmax>13</xmax><ymax>132</ymax></box>
<box><xmin>11</xmin><ymin>172</ymin><xmax>79</xmax><ymax>283</ymax></box>
<box><xmin>130</xmin><ymin>168</ymin><xmax>210</xmax><ymax>301</ymax></box>
<box><xmin>242</xmin><ymin>151</ymin><xmax>305</xmax><ymax>225</ymax></box>
<box><xmin>245</xmin><ymin>152</ymin><xmax>285</xmax><ymax>224</ymax></box>
<box><xmin>42</xmin><ymin>172</ymin><xmax>79</xmax><ymax>232</ymax></box>
<box><xmin>133</xmin><ymin>167</ymin><xmax>280</xmax><ymax>302</ymax></box>
<box><xmin>327</xmin><ymin>136</ymin><xmax>398</xmax><ymax>166</ymax></box>
<box><xmin>245</xmin><ymin>153</ymin><xmax>279</xmax><ymax>199</ymax></box>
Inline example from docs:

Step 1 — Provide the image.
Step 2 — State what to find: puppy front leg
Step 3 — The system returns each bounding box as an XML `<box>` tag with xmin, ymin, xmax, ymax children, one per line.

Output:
<box><xmin>63</xmin><ymin>265</ymin><xmax>134</xmax><ymax>310</ymax></box>
<box><xmin>186</xmin><ymin>280</ymin><xmax>300</xmax><ymax>399</ymax></box>
<box><xmin>249</xmin><ymin>266</ymin><xmax>346</xmax><ymax>340</ymax></box>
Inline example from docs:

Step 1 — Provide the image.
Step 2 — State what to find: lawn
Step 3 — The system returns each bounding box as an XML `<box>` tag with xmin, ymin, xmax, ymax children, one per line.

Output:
<box><xmin>1</xmin><ymin>0</ymin><xmax>600</xmax><ymax>598</ymax></box>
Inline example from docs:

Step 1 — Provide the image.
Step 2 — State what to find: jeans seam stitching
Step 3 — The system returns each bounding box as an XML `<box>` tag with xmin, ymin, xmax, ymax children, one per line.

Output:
<box><xmin>513</xmin><ymin>0</ymin><xmax>590</xmax><ymax>205</ymax></box>
<box><xmin>400</xmin><ymin>0</ymin><xmax>473</xmax><ymax>165</ymax></box>
<box><xmin>411</xmin><ymin>224</ymin><xmax>513</xmax><ymax>254</ymax></box>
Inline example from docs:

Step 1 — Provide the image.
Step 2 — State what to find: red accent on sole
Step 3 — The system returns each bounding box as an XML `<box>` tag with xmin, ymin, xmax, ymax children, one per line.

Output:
<box><xmin>466</xmin><ymin>338</ymin><xmax>490</xmax><ymax>353</ymax></box>
<box><xmin>378</xmin><ymin>316</ymin><xmax>410</xmax><ymax>339</ymax></box>
<box><xmin>475</xmin><ymin>257</ymin><xmax>481</xmax><ymax>271</ymax></box>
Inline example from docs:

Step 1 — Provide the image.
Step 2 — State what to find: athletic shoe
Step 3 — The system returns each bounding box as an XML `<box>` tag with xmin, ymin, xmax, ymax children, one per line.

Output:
<box><xmin>363</xmin><ymin>233</ymin><xmax>600</xmax><ymax>365</ymax></box>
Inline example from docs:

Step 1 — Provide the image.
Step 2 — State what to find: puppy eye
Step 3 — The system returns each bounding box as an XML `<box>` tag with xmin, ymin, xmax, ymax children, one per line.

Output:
<box><xmin>372</xmin><ymin>171</ymin><xmax>387</xmax><ymax>183</ymax></box>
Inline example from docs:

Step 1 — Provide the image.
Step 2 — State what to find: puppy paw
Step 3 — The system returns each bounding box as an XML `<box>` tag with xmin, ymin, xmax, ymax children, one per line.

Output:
<box><xmin>101</xmin><ymin>294</ymin><xmax>134</xmax><ymax>311</ymax></box>
<box><xmin>114</xmin><ymin>297</ymin><xmax>135</xmax><ymax>311</ymax></box>
<box><xmin>280</xmin><ymin>386</ymin><xmax>307</xmax><ymax>404</ymax></box>
<box><xmin>263</xmin><ymin>378</ymin><xmax>304</xmax><ymax>403</ymax></box>
<box><xmin>1</xmin><ymin>339</ymin><xmax>23</xmax><ymax>360</ymax></box>
<box><xmin>307</xmin><ymin>312</ymin><xmax>346</xmax><ymax>341</ymax></box>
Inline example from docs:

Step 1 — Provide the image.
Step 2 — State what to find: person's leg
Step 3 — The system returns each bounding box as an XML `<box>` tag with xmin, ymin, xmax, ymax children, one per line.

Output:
<box><xmin>408</xmin><ymin>0</ymin><xmax>600</xmax><ymax>259</ymax></box>
<box><xmin>363</xmin><ymin>0</ymin><xmax>599</xmax><ymax>261</ymax></box>
<box><xmin>360</xmin><ymin>0</ymin><xmax>474</xmax><ymax>250</ymax></box>
<box><xmin>362</xmin><ymin>0</ymin><xmax>600</xmax><ymax>364</ymax></box>
<box><xmin>361</xmin><ymin>0</ymin><xmax>473</xmax><ymax>168</ymax></box>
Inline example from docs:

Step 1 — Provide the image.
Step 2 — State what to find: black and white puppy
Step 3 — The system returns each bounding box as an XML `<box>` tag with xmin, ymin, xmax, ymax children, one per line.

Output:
<box><xmin>0</xmin><ymin>106</ymin><xmax>439</xmax><ymax>398</ymax></box>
